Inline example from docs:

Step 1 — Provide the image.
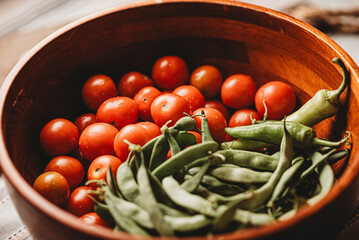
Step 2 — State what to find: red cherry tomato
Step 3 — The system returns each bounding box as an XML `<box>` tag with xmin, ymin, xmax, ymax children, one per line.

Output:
<box><xmin>40</xmin><ymin>118</ymin><xmax>79</xmax><ymax>156</ymax></box>
<box><xmin>190</xmin><ymin>65</ymin><xmax>223</xmax><ymax>99</ymax></box>
<box><xmin>66</xmin><ymin>186</ymin><xmax>94</xmax><ymax>217</ymax></box>
<box><xmin>87</xmin><ymin>155</ymin><xmax>123</xmax><ymax>189</ymax></box>
<box><xmin>150</xmin><ymin>93</ymin><xmax>191</xmax><ymax>127</ymax></box>
<box><xmin>118</xmin><ymin>71</ymin><xmax>153</xmax><ymax>98</ymax></box>
<box><xmin>82</xmin><ymin>74</ymin><xmax>118</xmax><ymax>111</ymax></box>
<box><xmin>193</xmin><ymin>107</ymin><xmax>227</xmax><ymax>143</ymax></box>
<box><xmin>152</xmin><ymin>56</ymin><xmax>189</xmax><ymax>90</ymax></box>
<box><xmin>113</xmin><ymin>123</ymin><xmax>152</xmax><ymax>161</ymax></box>
<box><xmin>96</xmin><ymin>96</ymin><xmax>138</xmax><ymax>130</ymax></box>
<box><xmin>221</xmin><ymin>74</ymin><xmax>257</xmax><ymax>109</ymax></box>
<box><xmin>44</xmin><ymin>156</ymin><xmax>85</xmax><ymax>190</ymax></box>
<box><xmin>136</xmin><ymin>122</ymin><xmax>161</xmax><ymax>139</ymax></box>
<box><xmin>79</xmin><ymin>123</ymin><xmax>118</xmax><ymax>162</ymax></box>
<box><xmin>255</xmin><ymin>81</ymin><xmax>296</xmax><ymax>120</ymax></box>
<box><xmin>204</xmin><ymin>100</ymin><xmax>230</xmax><ymax>121</ymax></box>
<box><xmin>79</xmin><ymin>212</ymin><xmax>110</xmax><ymax>227</ymax></box>
<box><xmin>33</xmin><ymin>171</ymin><xmax>70</xmax><ymax>206</ymax></box>
<box><xmin>74</xmin><ymin>113</ymin><xmax>96</xmax><ymax>134</ymax></box>
<box><xmin>173</xmin><ymin>85</ymin><xmax>205</xmax><ymax>112</ymax></box>
<box><xmin>228</xmin><ymin>108</ymin><xmax>262</xmax><ymax>127</ymax></box>
<box><xmin>133</xmin><ymin>86</ymin><xmax>162</xmax><ymax>121</ymax></box>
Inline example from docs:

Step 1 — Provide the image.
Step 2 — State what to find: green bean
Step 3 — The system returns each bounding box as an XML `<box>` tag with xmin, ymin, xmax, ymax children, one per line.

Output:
<box><xmin>181</xmin><ymin>161</ymin><xmax>211</xmax><ymax>192</ymax></box>
<box><xmin>148</xmin><ymin>134</ymin><xmax>171</xmax><ymax>171</ymax></box>
<box><xmin>200</xmin><ymin>175</ymin><xmax>245</xmax><ymax>195</ymax></box>
<box><xmin>162</xmin><ymin>176</ymin><xmax>218</xmax><ymax>217</ymax></box>
<box><xmin>137</xmin><ymin>156</ymin><xmax>174</xmax><ymax>236</ymax></box>
<box><xmin>89</xmin><ymin>195</ymin><xmax>115</xmax><ymax>227</ymax></box>
<box><xmin>233</xmin><ymin>209</ymin><xmax>274</xmax><ymax>226</ymax></box>
<box><xmin>116</xmin><ymin>160</ymin><xmax>142</xmax><ymax>206</ymax></box>
<box><xmin>104</xmin><ymin>186</ymin><xmax>149</xmax><ymax>235</ymax></box>
<box><xmin>327</xmin><ymin>149</ymin><xmax>349</xmax><ymax>165</ymax></box>
<box><xmin>212</xmin><ymin>192</ymin><xmax>253</xmax><ymax>232</ymax></box>
<box><xmin>194</xmin><ymin>184</ymin><xmax>234</xmax><ymax>203</ymax></box>
<box><xmin>307</xmin><ymin>161</ymin><xmax>334</xmax><ymax>206</ymax></box>
<box><xmin>238</xmin><ymin>119</ymin><xmax>293</xmax><ymax>210</ymax></box>
<box><xmin>158</xmin><ymin>203</ymin><xmax>190</xmax><ymax>217</ymax></box>
<box><xmin>267</xmin><ymin>156</ymin><xmax>305</xmax><ymax>206</ymax></box>
<box><xmin>186</xmin><ymin>149</ymin><xmax>279</xmax><ymax>172</ymax></box>
<box><xmin>106</xmin><ymin>165</ymin><xmax>121</xmax><ymax>197</ymax></box>
<box><xmin>164</xmin><ymin>215</ymin><xmax>212</xmax><ymax>232</ymax></box>
<box><xmin>221</xmin><ymin>139</ymin><xmax>273</xmax><ymax>151</ymax></box>
<box><xmin>297</xmin><ymin>149</ymin><xmax>336</xmax><ymax>184</ymax></box>
<box><xmin>277</xmin><ymin>209</ymin><xmax>297</xmax><ymax>221</ymax></box>
<box><xmin>175</xmin><ymin>131</ymin><xmax>197</xmax><ymax>149</ymax></box>
<box><xmin>171</xmin><ymin>116</ymin><xmax>197</xmax><ymax>131</ymax></box>
<box><xmin>225</xmin><ymin>120</ymin><xmax>350</xmax><ymax>148</ymax></box>
<box><xmin>200</xmin><ymin>110</ymin><xmax>215</xmax><ymax>143</ymax></box>
<box><xmin>209</xmin><ymin>166</ymin><xmax>272</xmax><ymax>185</ymax></box>
<box><xmin>162</xmin><ymin>125</ymin><xmax>181</xmax><ymax>156</ymax></box>
<box><xmin>153</xmin><ymin>141</ymin><xmax>219</xmax><ymax>180</ymax></box>
<box><xmin>286</xmin><ymin>57</ymin><xmax>350</xmax><ymax>127</ymax></box>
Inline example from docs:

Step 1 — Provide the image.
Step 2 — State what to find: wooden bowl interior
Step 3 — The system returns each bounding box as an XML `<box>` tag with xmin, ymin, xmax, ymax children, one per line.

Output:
<box><xmin>2</xmin><ymin>1</ymin><xmax>359</xmax><ymax>239</ymax></box>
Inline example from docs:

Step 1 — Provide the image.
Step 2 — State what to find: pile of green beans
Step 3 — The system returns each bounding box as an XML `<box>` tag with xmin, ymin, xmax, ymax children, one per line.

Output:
<box><xmin>89</xmin><ymin>113</ymin><xmax>349</xmax><ymax>237</ymax></box>
<box><xmin>88</xmin><ymin>57</ymin><xmax>351</xmax><ymax>237</ymax></box>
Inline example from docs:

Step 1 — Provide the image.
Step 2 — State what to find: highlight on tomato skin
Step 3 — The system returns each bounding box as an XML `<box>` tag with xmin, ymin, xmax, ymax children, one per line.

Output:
<box><xmin>40</xmin><ymin>118</ymin><xmax>79</xmax><ymax>157</ymax></box>
<box><xmin>150</xmin><ymin>93</ymin><xmax>191</xmax><ymax>127</ymax></box>
<box><xmin>152</xmin><ymin>55</ymin><xmax>189</xmax><ymax>90</ymax></box>
<box><xmin>33</xmin><ymin>171</ymin><xmax>70</xmax><ymax>207</ymax></box>
<box><xmin>173</xmin><ymin>85</ymin><xmax>205</xmax><ymax>112</ymax></box>
<box><xmin>134</xmin><ymin>86</ymin><xmax>162</xmax><ymax>121</ymax></box>
<box><xmin>81</xmin><ymin>74</ymin><xmax>118</xmax><ymax>112</ymax></box>
<box><xmin>190</xmin><ymin>65</ymin><xmax>223</xmax><ymax>99</ymax></box>
<box><xmin>255</xmin><ymin>81</ymin><xmax>296</xmax><ymax>120</ymax></box>
<box><xmin>79</xmin><ymin>122</ymin><xmax>119</xmax><ymax>162</ymax></box>
<box><xmin>229</xmin><ymin>108</ymin><xmax>262</xmax><ymax>127</ymax></box>
<box><xmin>78</xmin><ymin>212</ymin><xmax>111</xmax><ymax>227</ymax></box>
<box><xmin>118</xmin><ymin>71</ymin><xmax>153</xmax><ymax>98</ymax></box>
<box><xmin>66</xmin><ymin>186</ymin><xmax>95</xmax><ymax>217</ymax></box>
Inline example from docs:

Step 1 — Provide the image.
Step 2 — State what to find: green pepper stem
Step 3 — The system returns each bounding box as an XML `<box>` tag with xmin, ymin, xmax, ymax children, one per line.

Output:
<box><xmin>312</xmin><ymin>131</ymin><xmax>351</xmax><ymax>147</ymax></box>
<box><xmin>329</xmin><ymin>57</ymin><xmax>350</xmax><ymax>99</ymax></box>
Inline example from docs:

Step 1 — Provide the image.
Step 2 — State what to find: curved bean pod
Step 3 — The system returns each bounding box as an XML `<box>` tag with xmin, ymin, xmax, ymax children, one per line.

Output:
<box><xmin>153</xmin><ymin>141</ymin><xmax>219</xmax><ymax>180</ymax></box>
<box><xmin>164</xmin><ymin>215</ymin><xmax>212</xmax><ymax>232</ymax></box>
<box><xmin>209</xmin><ymin>166</ymin><xmax>272</xmax><ymax>184</ymax></box>
<box><xmin>116</xmin><ymin>161</ymin><xmax>142</xmax><ymax>206</ymax></box>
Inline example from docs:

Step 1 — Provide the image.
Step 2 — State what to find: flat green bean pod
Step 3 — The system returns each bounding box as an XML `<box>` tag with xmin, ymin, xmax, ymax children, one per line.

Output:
<box><xmin>162</xmin><ymin>176</ymin><xmax>218</xmax><ymax>217</ymax></box>
<box><xmin>164</xmin><ymin>215</ymin><xmax>212</xmax><ymax>232</ymax></box>
<box><xmin>153</xmin><ymin>141</ymin><xmax>219</xmax><ymax>180</ymax></box>
<box><xmin>209</xmin><ymin>166</ymin><xmax>272</xmax><ymax>184</ymax></box>
<box><xmin>187</xmin><ymin>149</ymin><xmax>279</xmax><ymax>172</ymax></box>
<box><xmin>116</xmin><ymin>161</ymin><xmax>142</xmax><ymax>206</ymax></box>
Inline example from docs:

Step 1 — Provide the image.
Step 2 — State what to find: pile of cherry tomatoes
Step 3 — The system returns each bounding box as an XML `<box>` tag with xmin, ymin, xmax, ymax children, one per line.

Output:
<box><xmin>33</xmin><ymin>55</ymin><xmax>296</xmax><ymax>226</ymax></box>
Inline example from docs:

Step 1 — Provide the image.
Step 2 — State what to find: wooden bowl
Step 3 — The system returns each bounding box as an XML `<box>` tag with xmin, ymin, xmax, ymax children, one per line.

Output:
<box><xmin>1</xmin><ymin>0</ymin><xmax>359</xmax><ymax>239</ymax></box>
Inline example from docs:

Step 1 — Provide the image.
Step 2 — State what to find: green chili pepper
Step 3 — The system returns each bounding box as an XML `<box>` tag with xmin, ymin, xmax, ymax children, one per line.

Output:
<box><xmin>225</xmin><ymin>120</ymin><xmax>350</xmax><ymax>149</ymax></box>
<box><xmin>286</xmin><ymin>57</ymin><xmax>350</xmax><ymax>127</ymax></box>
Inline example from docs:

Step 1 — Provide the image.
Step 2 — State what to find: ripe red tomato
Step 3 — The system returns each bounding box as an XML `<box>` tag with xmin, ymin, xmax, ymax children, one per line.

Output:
<box><xmin>193</xmin><ymin>107</ymin><xmax>227</xmax><ymax>143</ymax></box>
<box><xmin>118</xmin><ymin>71</ymin><xmax>153</xmax><ymax>98</ymax></box>
<box><xmin>150</xmin><ymin>93</ymin><xmax>191</xmax><ymax>127</ymax></box>
<box><xmin>113</xmin><ymin>123</ymin><xmax>152</xmax><ymax>161</ymax></box>
<box><xmin>96</xmin><ymin>96</ymin><xmax>138</xmax><ymax>130</ymax></box>
<box><xmin>87</xmin><ymin>155</ymin><xmax>123</xmax><ymax>189</ymax></box>
<box><xmin>79</xmin><ymin>212</ymin><xmax>110</xmax><ymax>227</ymax></box>
<box><xmin>255</xmin><ymin>81</ymin><xmax>296</xmax><ymax>120</ymax></box>
<box><xmin>33</xmin><ymin>171</ymin><xmax>70</xmax><ymax>206</ymax></box>
<box><xmin>82</xmin><ymin>74</ymin><xmax>118</xmax><ymax>111</ymax></box>
<box><xmin>221</xmin><ymin>74</ymin><xmax>257</xmax><ymax>109</ymax></box>
<box><xmin>74</xmin><ymin>113</ymin><xmax>96</xmax><ymax>134</ymax></box>
<box><xmin>228</xmin><ymin>108</ymin><xmax>262</xmax><ymax>127</ymax></box>
<box><xmin>40</xmin><ymin>118</ymin><xmax>79</xmax><ymax>156</ymax></box>
<box><xmin>204</xmin><ymin>100</ymin><xmax>230</xmax><ymax>121</ymax></box>
<box><xmin>79</xmin><ymin>123</ymin><xmax>118</xmax><ymax>162</ymax></box>
<box><xmin>44</xmin><ymin>156</ymin><xmax>85</xmax><ymax>190</ymax></box>
<box><xmin>152</xmin><ymin>56</ymin><xmax>189</xmax><ymax>90</ymax></box>
<box><xmin>190</xmin><ymin>65</ymin><xmax>223</xmax><ymax>99</ymax></box>
<box><xmin>136</xmin><ymin>122</ymin><xmax>161</xmax><ymax>139</ymax></box>
<box><xmin>133</xmin><ymin>86</ymin><xmax>162</xmax><ymax>121</ymax></box>
<box><xmin>173</xmin><ymin>85</ymin><xmax>205</xmax><ymax>112</ymax></box>
<box><xmin>66</xmin><ymin>186</ymin><xmax>94</xmax><ymax>217</ymax></box>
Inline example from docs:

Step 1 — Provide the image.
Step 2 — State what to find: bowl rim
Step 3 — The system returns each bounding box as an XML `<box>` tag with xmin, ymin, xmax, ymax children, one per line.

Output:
<box><xmin>1</xmin><ymin>0</ymin><xmax>359</xmax><ymax>239</ymax></box>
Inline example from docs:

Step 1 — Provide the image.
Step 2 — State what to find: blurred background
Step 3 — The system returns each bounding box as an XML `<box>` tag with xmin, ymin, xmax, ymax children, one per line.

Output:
<box><xmin>0</xmin><ymin>0</ymin><xmax>358</xmax><ymax>239</ymax></box>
